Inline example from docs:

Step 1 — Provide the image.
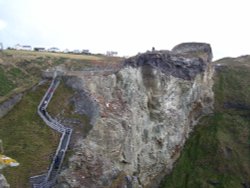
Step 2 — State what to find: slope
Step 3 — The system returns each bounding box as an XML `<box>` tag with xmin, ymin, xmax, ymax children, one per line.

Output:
<box><xmin>161</xmin><ymin>56</ymin><xmax>250</xmax><ymax>188</ymax></box>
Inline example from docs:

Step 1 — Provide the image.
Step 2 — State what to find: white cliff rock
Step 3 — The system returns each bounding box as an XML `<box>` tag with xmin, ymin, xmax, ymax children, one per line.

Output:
<box><xmin>59</xmin><ymin>43</ymin><xmax>214</xmax><ymax>187</ymax></box>
<box><xmin>0</xmin><ymin>174</ymin><xmax>10</xmax><ymax>188</ymax></box>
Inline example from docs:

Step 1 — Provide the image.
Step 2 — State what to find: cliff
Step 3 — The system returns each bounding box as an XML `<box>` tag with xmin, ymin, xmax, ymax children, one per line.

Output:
<box><xmin>162</xmin><ymin>55</ymin><xmax>250</xmax><ymax>187</ymax></box>
<box><xmin>58</xmin><ymin>43</ymin><xmax>214</xmax><ymax>187</ymax></box>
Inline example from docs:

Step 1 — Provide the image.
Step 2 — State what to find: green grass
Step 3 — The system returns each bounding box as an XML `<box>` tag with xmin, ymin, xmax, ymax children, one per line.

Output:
<box><xmin>214</xmin><ymin>66</ymin><xmax>250</xmax><ymax>111</ymax></box>
<box><xmin>46</xmin><ymin>80</ymin><xmax>92</xmax><ymax>170</ymax></box>
<box><xmin>0</xmin><ymin>50</ymin><xmax>122</xmax><ymax>103</ymax></box>
<box><xmin>47</xmin><ymin>80</ymin><xmax>92</xmax><ymax>137</ymax></box>
<box><xmin>0</xmin><ymin>49</ymin><xmax>121</xmax><ymax>187</ymax></box>
<box><xmin>161</xmin><ymin>58</ymin><xmax>250</xmax><ymax>188</ymax></box>
<box><xmin>8</xmin><ymin>67</ymin><xmax>24</xmax><ymax>78</ymax></box>
<box><xmin>161</xmin><ymin>113</ymin><xmax>250</xmax><ymax>188</ymax></box>
<box><xmin>0</xmin><ymin>67</ymin><xmax>15</xmax><ymax>96</ymax></box>
<box><xmin>0</xmin><ymin>83</ymin><xmax>60</xmax><ymax>188</ymax></box>
<box><xmin>3</xmin><ymin>50</ymin><xmax>103</xmax><ymax>61</ymax></box>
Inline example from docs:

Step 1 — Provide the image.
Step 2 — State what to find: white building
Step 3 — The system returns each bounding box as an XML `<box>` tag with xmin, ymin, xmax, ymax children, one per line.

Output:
<box><xmin>15</xmin><ymin>44</ymin><xmax>32</xmax><ymax>51</ymax></box>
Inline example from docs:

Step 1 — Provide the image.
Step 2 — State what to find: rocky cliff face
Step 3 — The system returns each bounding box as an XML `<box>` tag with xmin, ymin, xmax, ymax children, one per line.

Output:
<box><xmin>0</xmin><ymin>174</ymin><xmax>10</xmax><ymax>188</ymax></box>
<box><xmin>58</xmin><ymin>43</ymin><xmax>214</xmax><ymax>187</ymax></box>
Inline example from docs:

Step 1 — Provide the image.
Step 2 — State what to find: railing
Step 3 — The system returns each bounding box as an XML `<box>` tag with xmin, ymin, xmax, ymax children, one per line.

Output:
<box><xmin>30</xmin><ymin>73</ymin><xmax>73</xmax><ymax>188</ymax></box>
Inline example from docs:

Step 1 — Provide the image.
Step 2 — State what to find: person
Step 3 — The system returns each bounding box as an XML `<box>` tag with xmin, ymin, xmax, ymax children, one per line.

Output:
<box><xmin>54</xmin><ymin>156</ymin><xmax>60</xmax><ymax>169</ymax></box>
<box><xmin>41</xmin><ymin>108</ymin><xmax>46</xmax><ymax>116</ymax></box>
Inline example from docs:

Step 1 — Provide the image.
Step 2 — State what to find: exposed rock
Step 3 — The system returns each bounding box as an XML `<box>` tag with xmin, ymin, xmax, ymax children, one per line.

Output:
<box><xmin>64</xmin><ymin>76</ymin><xmax>99</xmax><ymax>126</ymax></box>
<box><xmin>207</xmin><ymin>179</ymin><xmax>221</xmax><ymax>186</ymax></box>
<box><xmin>223</xmin><ymin>102</ymin><xmax>250</xmax><ymax>110</ymax></box>
<box><xmin>172</xmin><ymin>42</ymin><xmax>213</xmax><ymax>62</ymax></box>
<box><xmin>0</xmin><ymin>93</ymin><xmax>23</xmax><ymax>118</ymax></box>
<box><xmin>0</xmin><ymin>174</ymin><xmax>10</xmax><ymax>188</ymax></box>
<box><xmin>59</xmin><ymin>43</ymin><xmax>214</xmax><ymax>187</ymax></box>
<box><xmin>42</xmin><ymin>65</ymin><xmax>66</xmax><ymax>79</ymax></box>
<box><xmin>124</xmin><ymin>50</ymin><xmax>206</xmax><ymax>80</ymax></box>
<box><xmin>241</xmin><ymin>182</ymin><xmax>250</xmax><ymax>188</ymax></box>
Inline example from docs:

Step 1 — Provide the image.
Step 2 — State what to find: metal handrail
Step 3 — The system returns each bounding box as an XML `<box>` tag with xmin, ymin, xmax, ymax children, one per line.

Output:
<box><xmin>31</xmin><ymin>74</ymin><xmax>73</xmax><ymax>188</ymax></box>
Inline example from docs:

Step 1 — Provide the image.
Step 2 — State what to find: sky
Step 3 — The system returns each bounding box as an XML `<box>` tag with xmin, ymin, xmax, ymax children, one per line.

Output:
<box><xmin>0</xmin><ymin>0</ymin><xmax>250</xmax><ymax>59</ymax></box>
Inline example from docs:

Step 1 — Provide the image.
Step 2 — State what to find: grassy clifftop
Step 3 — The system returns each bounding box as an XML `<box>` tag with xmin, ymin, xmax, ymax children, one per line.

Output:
<box><xmin>0</xmin><ymin>50</ymin><xmax>122</xmax><ymax>103</ymax></box>
<box><xmin>161</xmin><ymin>56</ymin><xmax>250</xmax><ymax>188</ymax></box>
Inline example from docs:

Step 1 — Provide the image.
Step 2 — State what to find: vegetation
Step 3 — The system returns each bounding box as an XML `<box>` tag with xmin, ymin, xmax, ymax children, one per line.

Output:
<box><xmin>161</xmin><ymin>56</ymin><xmax>250</xmax><ymax>188</ymax></box>
<box><xmin>0</xmin><ymin>49</ymin><xmax>122</xmax><ymax>187</ymax></box>
<box><xmin>0</xmin><ymin>50</ymin><xmax>122</xmax><ymax>103</ymax></box>
<box><xmin>0</xmin><ymin>49</ymin><xmax>122</xmax><ymax>188</ymax></box>
<box><xmin>1</xmin><ymin>49</ymin><xmax>250</xmax><ymax>187</ymax></box>
<box><xmin>47</xmin><ymin>80</ymin><xmax>92</xmax><ymax>138</ymax></box>
<box><xmin>0</xmin><ymin>67</ymin><xmax>15</xmax><ymax>96</ymax></box>
<box><xmin>0</xmin><ymin>83</ymin><xmax>60</xmax><ymax>188</ymax></box>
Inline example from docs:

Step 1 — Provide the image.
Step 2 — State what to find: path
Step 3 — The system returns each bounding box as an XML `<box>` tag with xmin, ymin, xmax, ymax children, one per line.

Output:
<box><xmin>30</xmin><ymin>74</ymin><xmax>73</xmax><ymax>188</ymax></box>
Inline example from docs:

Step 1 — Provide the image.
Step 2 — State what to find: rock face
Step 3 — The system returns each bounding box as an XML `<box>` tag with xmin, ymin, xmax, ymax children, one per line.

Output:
<box><xmin>0</xmin><ymin>93</ymin><xmax>23</xmax><ymax>118</ymax></box>
<box><xmin>0</xmin><ymin>174</ymin><xmax>10</xmax><ymax>188</ymax></box>
<box><xmin>58</xmin><ymin>43</ymin><xmax>214</xmax><ymax>187</ymax></box>
<box><xmin>124</xmin><ymin>49</ymin><xmax>206</xmax><ymax>80</ymax></box>
<box><xmin>172</xmin><ymin>42</ymin><xmax>213</xmax><ymax>62</ymax></box>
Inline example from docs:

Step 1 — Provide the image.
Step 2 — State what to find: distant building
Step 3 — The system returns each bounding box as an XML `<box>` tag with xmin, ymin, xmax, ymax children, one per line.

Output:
<box><xmin>63</xmin><ymin>49</ymin><xmax>69</xmax><ymax>53</ymax></box>
<box><xmin>106</xmin><ymin>51</ymin><xmax>118</xmax><ymax>56</ymax></box>
<box><xmin>82</xmin><ymin>49</ymin><xmax>90</xmax><ymax>54</ymax></box>
<box><xmin>47</xmin><ymin>47</ymin><xmax>60</xmax><ymax>53</ymax></box>
<box><xmin>15</xmin><ymin>44</ymin><xmax>32</xmax><ymax>51</ymax></box>
<box><xmin>34</xmin><ymin>47</ymin><xmax>45</xmax><ymax>52</ymax></box>
<box><xmin>73</xmin><ymin>49</ymin><xmax>81</xmax><ymax>54</ymax></box>
<box><xmin>15</xmin><ymin>44</ymin><xmax>21</xmax><ymax>50</ymax></box>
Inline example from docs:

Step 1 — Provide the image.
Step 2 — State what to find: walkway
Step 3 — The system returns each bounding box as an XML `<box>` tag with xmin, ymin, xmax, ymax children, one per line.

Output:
<box><xmin>30</xmin><ymin>74</ymin><xmax>73</xmax><ymax>188</ymax></box>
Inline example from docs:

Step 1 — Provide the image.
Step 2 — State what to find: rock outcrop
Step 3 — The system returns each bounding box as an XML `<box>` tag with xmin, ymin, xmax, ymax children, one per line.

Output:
<box><xmin>58</xmin><ymin>43</ymin><xmax>214</xmax><ymax>187</ymax></box>
<box><xmin>0</xmin><ymin>174</ymin><xmax>10</xmax><ymax>188</ymax></box>
<box><xmin>172</xmin><ymin>42</ymin><xmax>213</xmax><ymax>62</ymax></box>
<box><xmin>0</xmin><ymin>93</ymin><xmax>23</xmax><ymax>118</ymax></box>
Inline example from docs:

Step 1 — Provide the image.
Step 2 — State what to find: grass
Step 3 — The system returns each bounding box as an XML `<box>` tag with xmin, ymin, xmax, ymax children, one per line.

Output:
<box><xmin>0</xmin><ymin>49</ymin><xmax>122</xmax><ymax>187</ymax></box>
<box><xmin>47</xmin><ymin>80</ymin><xmax>92</xmax><ymax>137</ymax></box>
<box><xmin>0</xmin><ymin>50</ymin><xmax>122</xmax><ymax>102</ymax></box>
<box><xmin>160</xmin><ymin>57</ymin><xmax>250</xmax><ymax>188</ymax></box>
<box><xmin>161</xmin><ymin>113</ymin><xmax>250</xmax><ymax>188</ymax></box>
<box><xmin>0</xmin><ymin>83</ymin><xmax>60</xmax><ymax>188</ymax></box>
<box><xmin>0</xmin><ymin>67</ymin><xmax>15</xmax><ymax>96</ymax></box>
<box><xmin>46</xmin><ymin>80</ymin><xmax>92</xmax><ymax>170</ymax></box>
<box><xmin>3</xmin><ymin>50</ymin><xmax>102</xmax><ymax>61</ymax></box>
<box><xmin>8</xmin><ymin>67</ymin><xmax>25</xmax><ymax>78</ymax></box>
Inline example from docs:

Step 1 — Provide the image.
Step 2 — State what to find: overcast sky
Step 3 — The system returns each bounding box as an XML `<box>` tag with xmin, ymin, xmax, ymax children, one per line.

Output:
<box><xmin>0</xmin><ymin>0</ymin><xmax>250</xmax><ymax>59</ymax></box>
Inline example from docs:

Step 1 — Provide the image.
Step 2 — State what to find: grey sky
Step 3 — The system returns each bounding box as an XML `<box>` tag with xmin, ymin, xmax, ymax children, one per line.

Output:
<box><xmin>0</xmin><ymin>0</ymin><xmax>250</xmax><ymax>59</ymax></box>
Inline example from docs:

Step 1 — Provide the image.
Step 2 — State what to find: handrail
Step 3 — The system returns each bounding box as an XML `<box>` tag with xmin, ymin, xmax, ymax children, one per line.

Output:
<box><xmin>30</xmin><ymin>75</ymin><xmax>73</xmax><ymax>188</ymax></box>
